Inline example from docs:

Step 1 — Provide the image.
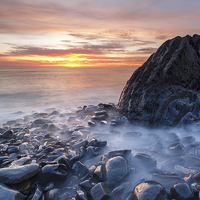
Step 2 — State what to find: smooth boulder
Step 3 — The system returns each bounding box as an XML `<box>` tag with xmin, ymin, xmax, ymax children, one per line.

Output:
<box><xmin>0</xmin><ymin>164</ymin><xmax>40</xmax><ymax>184</ymax></box>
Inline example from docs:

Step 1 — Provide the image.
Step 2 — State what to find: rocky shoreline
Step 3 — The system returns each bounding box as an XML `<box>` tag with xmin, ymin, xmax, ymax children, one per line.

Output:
<box><xmin>1</xmin><ymin>103</ymin><xmax>200</xmax><ymax>199</ymax></box>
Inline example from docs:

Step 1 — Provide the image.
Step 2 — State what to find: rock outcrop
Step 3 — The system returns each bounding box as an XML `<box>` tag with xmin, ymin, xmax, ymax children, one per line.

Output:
<box><xmin>118</xmin><ymin>34</ymin><xmax>200</xmax><ymax>127</ymax></box>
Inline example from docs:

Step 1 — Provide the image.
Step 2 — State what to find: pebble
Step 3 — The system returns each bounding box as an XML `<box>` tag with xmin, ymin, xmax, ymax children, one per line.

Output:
<box><xmin>0</xmin><ymin>164</ymin><xmax>40</xmax><ymax>184</ymax></box>
<box><xmin>91</xmin><ymin>182</ymin><xmax>110</xmax><ymax>200</ymax></box>
<box><xmin>130</xmin><ymin>180</ymin><xmax>167</xmax><ymax>200</ymax></box>
<box><xmin>1</xmin><ymin>105</ymin><xmax>200</xmax><ymax>199</ymax></box>
<box><xmin>170</xmin><ymin>182</ymin><xmax>193</xmax><ymax>200</ymax></box>
<box><xmin>0</xmin><ymin>182</ymin><xmax>24</xmax><ymax>200</ymax></box>
<box><xmin>106</xmin><ymin>156</ymin><xmax>129</xmax><ymax>185</ymax></box>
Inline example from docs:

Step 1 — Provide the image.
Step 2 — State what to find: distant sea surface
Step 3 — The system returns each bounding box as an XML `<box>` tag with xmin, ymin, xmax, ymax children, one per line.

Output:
<box><xmin>0</xmin><ymin>67</ymin><xmax>135</xmax><ymax>123</ymax></box>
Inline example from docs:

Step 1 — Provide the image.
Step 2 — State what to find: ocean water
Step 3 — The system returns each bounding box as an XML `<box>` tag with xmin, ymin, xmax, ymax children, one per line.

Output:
<box><xmin>0</xmin><ymin>67</ymin><xmax>135</xmax><ymax>123</ymax></box>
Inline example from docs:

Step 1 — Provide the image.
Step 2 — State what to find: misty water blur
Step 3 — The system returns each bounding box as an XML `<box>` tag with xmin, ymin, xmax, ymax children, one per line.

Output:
<box><xmin>2</xmin><ymin>67</ymin><xmax>200</xmax><ymax>195</ymax></box>
<box><xmin>0</xmin><ymin>67</ymin><xmax>135</xmax><ymax>123</ymax></box>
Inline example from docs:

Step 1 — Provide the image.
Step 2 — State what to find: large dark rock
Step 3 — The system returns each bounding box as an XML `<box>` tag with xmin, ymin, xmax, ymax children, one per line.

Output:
<box><xmin>118</xmin><ymin>34</ymin><xmax>200</xmax><ymax>127</ymax></box>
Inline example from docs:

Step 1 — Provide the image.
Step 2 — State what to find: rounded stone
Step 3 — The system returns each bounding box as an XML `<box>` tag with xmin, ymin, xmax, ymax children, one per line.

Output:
<box><xmin>106</xmin><ymin>156</ymin><xmax>128</xmax><ymax>185</ymax></box>
<box><xmin>131</xmin><ymin>153</ymin><xmax>157</xmax><ymax>171</ymax></box>
<box><xmin>170</xmin><ymin>182</ymin><xmax>193</xmax><ymax>200</ymax></box>
<box><xmin>167</xmin><ymin>143</ymin><xmax>185</xmax><ymax>156</ymax></box>
<box><xmin>131</xmin><ymin>181</ymin><xmax>167</xmax><ymax>200</ymax></box>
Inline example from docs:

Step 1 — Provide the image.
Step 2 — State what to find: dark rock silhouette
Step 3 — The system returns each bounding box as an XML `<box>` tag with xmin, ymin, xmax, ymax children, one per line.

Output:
<box><xmin>118</xmin><ymin>34</ymin><xmax>200</xmax><ymax>127</ymax></box>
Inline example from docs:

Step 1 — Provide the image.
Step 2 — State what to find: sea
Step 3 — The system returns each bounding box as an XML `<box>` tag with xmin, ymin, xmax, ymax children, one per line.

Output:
<box><xmin>0</xmin><ymin>67</ymin><xmax>135</xmax><ymax>124</ymax></box>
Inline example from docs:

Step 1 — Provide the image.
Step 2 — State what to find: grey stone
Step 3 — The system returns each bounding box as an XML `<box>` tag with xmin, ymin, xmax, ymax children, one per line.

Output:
<box><xmin>106</xmin><ymin>156</ymin><xmax>129</xmax><ymax>185</ymax></box>
<box><xmin>91</xmin><ymin>182</ymin><xmax>110</xmax><ymax>200</ymax></box>
<box><xmin>0</xmin><ymin>182</ymin><xmax>24</xmax><ymax>200</ymax></box>
<box><xmin>122</xmin><ymin>131</ymin><xmax>142</xmax><ymax>139</ymax></box>
<box><xmin>93</xmin><ymin>165</ymin><xmax>104</xmax><ymax>181</ymax></box>
<box><xmin>130</xmin><ymin>181</ymin><xmax>167</xmax><ymax>200</ymax></box>
<box><xmin>16</xmin><ymin>132</ymin><xmax>25</xmax><ymax>140</ymax></box>
<box><xmin>79</xmin><ymin>180</ymin><xmax>92</xmax><ymax>190</ymax></box>
<box><xmin>72</xmin><ymin>161</ymin><xmax>88</xmax><ymax>178</ymax></box>
<box><xmin>33</xmin><ymin>118</ymin><xmax>52</xmax><ymax>125</ymax></box>
<box><xmin>86</xmin><ymin>146</ymin><xmax>103</xmax><ymax>157</ymax></box>
<box><xmin>76</xmin><ymin>188</ymin><xmax>87</xmax><ymax>200</ymax></box>
<box><xmin>37</xmin><ymin>164</ymin><xmax>68</xmax><ymax>187</ymax></box>
<box><xmin>3</xmin><ymin>129</ymin><xmax>14</xmax><ymax>138</ymax></box>
<box><xmin>131</xmin><ymin>153</ymin><xmax>157</xmax><ymax>172</ymax></box>
<box><xmin>152</xmin><ymin>173</ymin><xmax>185</xmax><ymax>190</ymax></box>
<box><xmin>118</xmin><ymin>34</ymin><xmax>200</xmax><ymax>127</ymax></box>
<box><xmin>88</xmin><ymin>138</ymin><xmax>107</xmax><ymax>147</ymax></box>
<box><xmin>170</xmin><ymin>182</ymin><xmax>193</xmax><ymax>200</ymax></box>
<box><xmin>110</xmin><ymin>182</ymin><xmax>131</xmax><ymax>200</ymax></box>
<box><xmin>167</xmin><ymin>143</ymin><xmax>185</xmax><ymax>156</ymax></box>
<box><xmin>31</xmin><ymin>184</ymin><xmax>43</xmax><ymax>200</ymax></box>
<box><xmin>0</xmin><ymin>164</ymin><xmax>40</xmax><ymax>184</ymax></box>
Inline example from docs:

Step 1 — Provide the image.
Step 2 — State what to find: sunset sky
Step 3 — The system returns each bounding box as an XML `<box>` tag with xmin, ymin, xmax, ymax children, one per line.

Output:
<box><xmin>0</xmin><ymin>0</ymin><xmax>200</xmax><ymax>68</ymax></box>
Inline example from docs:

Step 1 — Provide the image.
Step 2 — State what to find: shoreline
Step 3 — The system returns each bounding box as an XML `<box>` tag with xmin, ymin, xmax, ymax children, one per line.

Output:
<box><xmin>1</xmin><ymin>103</ymin><xmax>200</xmax><ymax>199</ymax></box>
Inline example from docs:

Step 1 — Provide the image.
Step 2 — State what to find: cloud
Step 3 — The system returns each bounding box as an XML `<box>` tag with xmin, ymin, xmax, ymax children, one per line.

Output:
<box><xmin>135</xmin><ymin>47</ymin><xmax>157</xmax><ymax>54</ymax></box>
<box><xmin>0</xmin><ymin>0</ymin><xmax>200</xmax><ymax>36</ymax></box>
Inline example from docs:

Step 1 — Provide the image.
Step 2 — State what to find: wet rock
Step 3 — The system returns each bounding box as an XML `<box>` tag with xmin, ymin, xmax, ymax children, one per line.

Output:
<box><xmin>131</xmin><ymin>153</ymin><xmax>157</xmax><ymax>172</ymax></box>
<box><xmin>49</xmin><ymin>110</ymin><xmax>60</xmax><ymax>116</ymax></box>
<box><xmin>93</xmin><ymin>165</ymin><xmax>104</xmax><ymax>181</ymax></box>
<box><xmin>88</xmin><ymin>120</ymin><xmax>96</xmax><ymax>127</ymax></box>
<box><xmin>94</xmin><ymin>110</ymin><xmax>109</xmax><ymax>118</ymax></box>
<box><xmin>0</xmin><ymin>164</ymin><xmax>40</xmax><ymax>184</ymax></box>
<box><xmin>192</xmin><ymin>172</ymin><xmax>200</xmax><ymax>183</ymax></box>
<box><xmin>37</xmin><ymin>164</ymin><xmax>68</xmax><ymax>187</ymax></box>
<box><xmin>110</xmin><ymin>182</ymin><xmax>131</xmax><ymax>200</ymax></box>
<box><xmin>166</xmin><ymin>132</ymin><xmax>180</xmax><ymax>143</ymax></box>
<box><xmin>0</xmin><ymin>182</ymin><xmax>24</xmax><ymax>200</ymax></box>
<box><xmin>106</xmin><ymin>156</ymin><xmax>129</xmax><ymax>185</ymax></box>
<box><xmin>73</xmin><ymin>140</ymin><xmax>88</xmax><ymax>150</ymax></box>
<box><xmin>86</xmin><ymin>146</ymin><xmax>103</xmax><ymax>157</ymax></box>
<box><xmin>33</xmin><ymin>118</ymin><xmax>52</xmax><ymax>125</ymax></box>
<box><xmin>167</xmin><ymin>143</ymin><xmax>185</xmax><ymax>156</ymax></box>
<box><xmin>160</xmin><ymin>157</ymin><xmax>185</xmax><ymax>171</ymax></box>
<box><xmin>16</xmin><ymin>132</ymin><xmax>25</xmax><ymax>140</ymax></box>
<box><xmin>76</xmin><ymin>188</ymin><xmax>87</xmax><ymax>200</ymax></box>
<box><xmin>100</xmin><ymin>120</ymin><xmax>108</xmax><ymax>125</ymax></box>
<box><xmin>107</xmin><ymin>149</ymin><xmax>132</xmax><ymax>160</ymax></box>
<box><xmin>122</xmin><ymin>131</ymin><xmax>142</xmax><ymax>139</ymax></box>
<box><xmin>182</xmin><ymin>155</ymin><xmax>200</xmax><ymax>168</ymax></box>
<box><xmin>130</xmin><ymin>180</ymin><xmax>167</xmax><ymax>200</ymax></box>
<box><xmin>91</xmin><ymin>182</ymin><xmax>110</xmax><ymax>200</ymax></box>
<box><xmin>13</xmin><ymin>179</ymin><xmax>32</xmax><ymax>192</ymax></box>
<box><xmin>0</xmin><ymin>156</ymin><xmax>10</xmax><ymax>165</ymax></box>
<box><xmin>7</xmin><ymin>146</ymin><xmax>21</xmax><ymax>154</ymax></box>
<box><xmin>181</xmin><ymin>136</ymin><xmax>196</xmax><ymax>145</ymax></box>
<box><xmin>91</xmin><ymin>115</ymin><xmax>107</xmax><ymax>122</ymax></box>
<box><xmin>170</xmin><ymin>182</ymin><xmax>193</xmax><ymax>200</ymax></box>
<box><xmin>118</xmin><ymin>34</ymin><xmax>200</xmax><ymax>127</ymax></box>
<box><xmin>45</xmin><ymin>188</ymin><xmax>61</xmax><ymax>200</ymax></box>
<box><xmin>85</xmin><ymin>105</ymin><xmax>98</xmax><ymax>115</ymax></box>
<box><xmin>43</xmin><ymin>182</ymin><xmax>54</xmax><ymax>192</ymax></box>
<box><xmin>3</xmin><ymin>129</ymin><xmax>14</xmax><ymax>138</ymax></box>
<box><xmin>88</xmin><ymin>138</ymin><xmax>107</xmax><ymax>147</ymax></box>
<box><xmin>31</xmin><ymin>184</ymin><xmax>43</xmax><ymax>200</ymax></box>
<box><xmin>72</xmin><ymin>130</ymin><xmax>83</xmax><ymax>137</ymax></box>
<box><xmin>152</xmin><ymin>173</ymin><xmax>185</xmax><ymax>190</ymax></box>
<box><xmin>54</xmin><ymin>155</ymin><xmax>71</xmax><ymax>170</ymax></box>
<box><xmin>10</xmin><ymin>156</ymin><xmax>31</xmax><ymax>167</ymax></box>
<box><xmin>72</xmin><ymin>161</ymin><xmax>89</xmax><ymax>178</ymax></box>
<box><xmin>79</xmin><ymin>180</ymin><xmax>92</xmax><ymax>190</ymax></box>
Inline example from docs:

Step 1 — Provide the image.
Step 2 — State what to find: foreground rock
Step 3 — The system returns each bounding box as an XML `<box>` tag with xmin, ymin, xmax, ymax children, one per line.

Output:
<box><xmin>0</xmin><ymin>164</ymin><xmax>40</xmax><ymax>184</ymax></box>
<box><xmin>118</xmin><ymin>34</ymin><xmax>200</xmax><ymax>127</ymax></box>
<box><xmin>1</xmin><ymin>104</ymin><xmax>200</xmax><ymax>199</ymax></box>
<box><xmin>0</xmin><ymin>182</ymin><xmax>24</xmax><ymax>200</ymax></box>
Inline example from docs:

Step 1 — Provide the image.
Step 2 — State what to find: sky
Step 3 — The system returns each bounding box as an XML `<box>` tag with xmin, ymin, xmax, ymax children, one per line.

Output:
<box><xmin>0</xmin><ymin>0</ymin><xmax>200</xmax><ymax>68</ymax></box>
